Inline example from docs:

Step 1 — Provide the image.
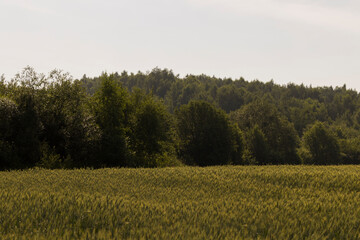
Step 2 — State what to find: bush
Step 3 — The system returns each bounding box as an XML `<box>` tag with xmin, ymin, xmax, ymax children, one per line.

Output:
<box><xmin>37</xmin><ymin>142</ymin><xmax>63</xmax><ymax>169</ymax></box>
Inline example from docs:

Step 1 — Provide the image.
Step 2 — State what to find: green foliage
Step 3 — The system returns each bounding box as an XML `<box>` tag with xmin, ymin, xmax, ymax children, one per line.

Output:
<box><xmin>338</xmin><ymin>138</ymin><xmax>360</xmax><ymax>164</ymax></box>
<box><xmin>231</xmin><ymin>100</ymin><xmax>299</xmax><ymax>164</ymax></box>
<box><xmin>164</xmin><ymin>76</ymin><xmax>207</xmax><ymax>112</ymax></box>
<box><xmin>0</xmin><ymin>74</ymin><xmax>6</xmax><ymax>96</ymax></box>
<box><xmin>80</xmin><ymin>68</ymin><xmax>360</xmax><ymax>133</ymax></box>
<box><xmin>217</xmin><ymin>85</ymin><xmax>244</xmax><ymax>112</ymax></box>
<box><xmin>327</xmin><ymin>124</ymin><xmax>360</xmax><ymax>164</ymax></box>
<box><xmin>0</xmin><ymin>97</ymin><xmax>19</xmax><ymax>140</ymax></box>
<box><xmin>243</xmin><ymin>125</ymin><xmax>269</xmax><ymax>165</ymax></box>
<box><xmin>2</xmin><ymin>66</ymin><xmax>360</xmax><ymax>168</ymax></box>
<box><xmin>0</xmin><ymin>140</ymin><xmax>18</xmax><ymax>170</ymax></box>
<box><xmin>302</xmin><ymin>122</ymin><xmax>340</xmax><ymax>165</ymax></box>
<box><xmin>37</xmin><ymin>70</ymin><xmax>100</xmax><ymax>168</ymax></box>
<box><xmin>176</xmin><ymin>101</ymin><xmax>236</xmax><ymax>166</ymax></box>
<box><xmin>0</xmin><ymin>97</ymin><xmax>20</xmax><ymax>169</ymax></box>
<box><xmin>1</xmin><ymin>68</ymin><xmax>102</xmax><ymax>169</ymax></box>
<box><xmin>146</xmin><ymin>67</ymin><xmax>177</xmax><ymax>98</ymax></box>
<box><xmin>93</xmin><ymin>73</ymin><xmax>129</xmax><ymax>130</ymax></box>
<box><xmin>37</xmin><ymin>142</ymin><xmax>63</xmax><ymax>169</ymax></box>
<box><xmin>80</xmin><ymin>67</ymin><xmax>360</xmax><ymax>167</ymax></box>
<box><xmin>229</xmin><ymin>125</ymin><xmax>244</xmax><ymax>165</ymax></box>
<box><xmin>129</xmin><ymin>91</ymin><xmax>177</xmax><ymax>167</ymax></box>
<box><xmin>284</xmin><ymin>98</ymin><xmax>329</xmax><ymax>134</ymax></box>
<box><xmin>92</xmin><ymin>73</ymin><xmax>130</xmax><ymax>167</ymax></box>
<box><xmin>15</xmin><ymin>93</ymin><xmax>42</xmax><ymax>167</ymax></box>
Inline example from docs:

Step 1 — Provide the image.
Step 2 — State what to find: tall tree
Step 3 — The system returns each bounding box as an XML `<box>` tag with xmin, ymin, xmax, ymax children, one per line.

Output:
<box><xmin>216</xmin><ymin>85</ymin><xmax>244</xmax><ymax>112</ymax></box>
<box><xmin>230</xmin><ymin>100</ymin><xmax>299</xmax><ymax>164</ymax></box>
<box><xmin>129</xmin><ymin>91</ymin><xmax>176</xmax><ymax>167</ymax></box>
<box><xmin>243</xmin><ymin>125</ymin><xmax>269</xmax><ymax>165</ymax></box>
<box><xmin>37</xmin><ymin>70</ymin><xmax>100</xmax><ymax>168</ymax></box>
<box><xmin>176</xmin><ymin>101</ymin><xmax>236</xmax><ymax>166</ymax></box>
<box><xmin>0</xmin><ymin>97</ymin><xmax>20</xmax><ymax>169</ymax></box>
<box><xmin>92</xmin><ymin>73</ymin><xmax>130</xmax><ymax>167</ymax></box>
<box><xmin>7</xmin><ymin>67</ymin><xmax>45</xmax><ymax>168</ymax></box>
<box><xmin>15</xmin><ymin>93</ymin><xmax>41</xmax><ymax>167</ymax></box>
<box><xmin>302</xmin><ymin>122</ymin><xmax>340</xmax><ymax>165</ymax></box>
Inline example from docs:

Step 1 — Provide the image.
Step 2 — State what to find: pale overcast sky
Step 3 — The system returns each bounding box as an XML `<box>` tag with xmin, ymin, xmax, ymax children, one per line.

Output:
<box><xmin>1</xmin><ymin>0</ymin><xmax>360</xmax><ymax>90</ymax></box>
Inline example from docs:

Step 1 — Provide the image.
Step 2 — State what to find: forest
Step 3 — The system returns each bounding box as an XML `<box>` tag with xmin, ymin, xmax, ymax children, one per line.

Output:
<box><xmin>1</xmin><ymin>66</ymin><xmax>360</xmax><ymax>170</ymax></box>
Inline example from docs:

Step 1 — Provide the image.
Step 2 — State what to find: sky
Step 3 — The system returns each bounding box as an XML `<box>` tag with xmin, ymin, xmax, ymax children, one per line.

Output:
<box><xmin>1</xmin><ymin>0</ymin><xmax>360</xmax><ymax>90</ymax></box>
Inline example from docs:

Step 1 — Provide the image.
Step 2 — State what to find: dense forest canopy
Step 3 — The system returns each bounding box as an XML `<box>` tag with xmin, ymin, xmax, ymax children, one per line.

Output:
<box><xmin>1</xmin><ymin>67</ymin><xmax>360</xmax><ymax>169</ymax></box>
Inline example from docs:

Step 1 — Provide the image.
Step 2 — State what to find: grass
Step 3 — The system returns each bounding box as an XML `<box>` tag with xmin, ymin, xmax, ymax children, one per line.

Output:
<box><xmin>1</xmin><ymin>165</ymin><xmax>360</xmax><ymax>239</ymax></box>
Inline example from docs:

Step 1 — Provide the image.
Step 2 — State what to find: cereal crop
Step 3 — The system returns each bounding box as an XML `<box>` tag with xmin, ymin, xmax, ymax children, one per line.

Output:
<box><xmin>1</xmin><ymin>166</ymin><xmax>360</xmax><ymax>239</ymax></box>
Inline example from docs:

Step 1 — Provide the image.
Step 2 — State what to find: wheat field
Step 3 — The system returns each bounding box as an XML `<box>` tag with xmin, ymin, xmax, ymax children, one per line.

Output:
<box><xmin>1</xmin><ymin>166</ymin><xmax>360</xmax><ymax>239</ymax></box>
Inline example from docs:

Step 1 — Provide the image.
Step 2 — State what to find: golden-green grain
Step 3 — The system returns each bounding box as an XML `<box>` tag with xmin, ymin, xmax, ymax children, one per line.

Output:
<box><xmin>1</xmin><ymin>166</ymin><xmax>360</xmax><ymax>239</ymax></box>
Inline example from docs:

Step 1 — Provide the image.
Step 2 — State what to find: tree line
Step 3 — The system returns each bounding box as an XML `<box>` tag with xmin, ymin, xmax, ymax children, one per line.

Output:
<box><xmin>0</xmin><ymin>67</ymin><xmax>359</xmax><ymax>170</ymax></box>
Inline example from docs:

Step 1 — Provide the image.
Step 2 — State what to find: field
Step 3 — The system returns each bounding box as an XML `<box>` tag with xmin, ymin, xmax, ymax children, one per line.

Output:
<box><xmin>1</xmin><ymin>166</ymin><xmax>360</xmax><ymax>239</ymax></box>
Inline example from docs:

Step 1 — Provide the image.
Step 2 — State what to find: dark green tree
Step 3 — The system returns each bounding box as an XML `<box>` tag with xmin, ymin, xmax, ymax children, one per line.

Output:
<box><xmin>229</xmin><ymin>125</ymin><xmax>244</xmax><ymax>165</ymax></box>
<box><xmin>129</xmin><ymin>91</ymin><xmax>176</xmax><ymax>167</ymax></box>
<box><xmin>0</xmin><ymin>97</ymin><xmax>20</xmax><ymax>169</ymax></box>
<box><xmin>176</xmin><ymin>101</ymin><xmax>236</xmax><ymax>166</ymax></box>
<box><xmin>243</xmin><ymin>125</ymin><xmax>269</xmax><ymax>165</ymax></box>
<box><xmin>216</xmin><ymin>85</ymin><xmax>244</xmax><ymax>112</ymax></box>
<box><xmin>302</xmin><ymin>122</ymin><xmax>340</xmax><ymax>165</ymax></box>
<box><xmin>38</xmin><ymin>70</ymin><xmax>100</xmax><ymax>168</ymax></box>
<box><xmin>281</xmin><ymin>98</ymin><xmax>328</xmax><ymax>135</ymax></box>
<box><xmin>15</xmin><ymin>93</ymin><xmax>41</xmax><ymax>167</ymax></box>
<box><xmin>230</xmin><ymin>100</ymin><xmax>299</xmax><ymax>164</ymax></box>
<box><xmin>6</xmin><ymin>67</ymin><xmax>45</xmax><ymax>168</ymax></box>
<box><xmin>92</xmin><ymin>73</ymin><xmax>130</xmax><ymax>167</ymax></box>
